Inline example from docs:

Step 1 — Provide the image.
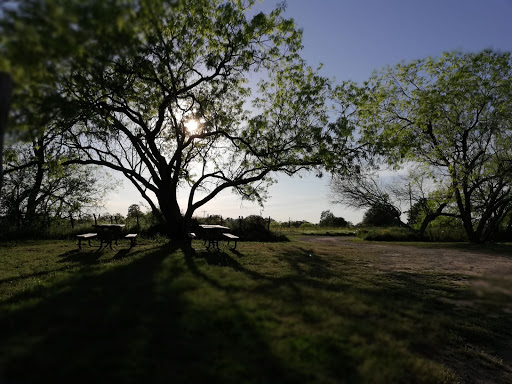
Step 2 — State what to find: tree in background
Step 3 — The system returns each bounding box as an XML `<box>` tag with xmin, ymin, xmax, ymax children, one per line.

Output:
<box><xmin>361</xmin><ymin>204</ymin><xmax>402</xmax><ymax>227</ymax></box>
<box><xmin>0</xmin><ymin>0</ymin><xmax>116</xmax><ymax>229</ymax></box>
<box><xmin>127</xmin><ymin>204</ymin><xmax>143</xmax><ymax>228</ymax></box>
<box><xmin>330</xmin><ymin>170</ymin><xmax>407</xmax><ymax>228</ymax></box>
<box><xmin>1</xmin><ymin>0</ymin><xmax>353</xmax><ymax>241</ymax></box>
<box><xmin>330</xmin><ymin>168</ymin><xmax>455</xmax><ymax>237</ymax></box>
<box><xmin>1</xmin><ymin>132</ymin><xmax>113</xmax><ymax>229</ymax></box>
<box><xmin>319</xmin><ymin>210</ymin><xmax>348</xmax><ymax>227</ymax></box>
<box><xmin>333</xmin><ymin>50</ymin><xmax>512</xmax><ymax>242</ymax></box>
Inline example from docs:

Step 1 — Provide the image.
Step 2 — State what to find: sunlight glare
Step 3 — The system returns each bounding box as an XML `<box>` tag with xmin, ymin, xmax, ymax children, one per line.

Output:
<box><xmin>185</xmin><ymin>119</ymin><xmax>199</xmax><ymax>134</ymax></box>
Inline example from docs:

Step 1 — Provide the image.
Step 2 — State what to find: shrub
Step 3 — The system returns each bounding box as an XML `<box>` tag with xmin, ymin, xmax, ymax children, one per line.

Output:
<box><xmin>234</xmin><ymin>215</ymin><xmax>288</xmax><ymax>242</ymax></box>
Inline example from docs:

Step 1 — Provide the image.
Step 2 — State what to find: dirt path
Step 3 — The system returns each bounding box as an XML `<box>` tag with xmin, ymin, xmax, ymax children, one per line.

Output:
<box><xmin>301</xmin><ymin>236</ymin><xmax>512</xmax><ymax>297</ymax></box>
<box><xmin>302</xmin><ymin>236</ymin><xmax>512</xmax><ymax>275</ymax></box>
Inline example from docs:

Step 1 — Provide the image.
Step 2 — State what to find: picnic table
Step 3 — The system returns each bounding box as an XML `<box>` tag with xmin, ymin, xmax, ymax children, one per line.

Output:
<box><xmin>198</xmin><ymin>224</ymin><xmax>238</xmax><ymax>250</ymax></box>
<box><xmin>93</xmin><ymin>224</ymin><xmax>125</xmax><ymax>249</ymax></box>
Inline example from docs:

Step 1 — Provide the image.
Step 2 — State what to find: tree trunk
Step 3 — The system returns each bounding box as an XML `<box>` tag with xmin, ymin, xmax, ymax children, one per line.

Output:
<box><xmin>156</xmin><ymin>189</ymin><xmax>188</xmax><ymax>241</ymax></box>
<box><xmin>0</xmin><ymin>72</ymin><xmax>13</xmax><ymax>194</ymax></box>
<box><xmin>454</xmin><ymin>187</ymin><xmax>477</xmax><ymax>242</ymax></box>
<box><xmin>418</xmin><ymin>203</ymin><xmax>448</xmax><ymax>239</ymax></box>
<box><xmin>25</xmin><ymin>137</ymin><xmax>45</xmax><ymax>225</ymax></box>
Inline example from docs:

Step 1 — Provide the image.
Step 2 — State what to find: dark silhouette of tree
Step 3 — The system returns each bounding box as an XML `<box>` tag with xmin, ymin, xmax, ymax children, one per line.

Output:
<box><xmin>319</xmin><ymin>210</ymin><xmax>347</xmax><ymax>227</ymax></box>
<box><xmin>1</xmin><ymin>0</ymin><xmax>352</xmax><ymax>240</ymax></box>
<box><xmin>361</xmin><ymin>204</ymin><xmax>401</xmax><ymax>227</ymax></box>
<box><xmin>1</xmin><ymin>130</ymin><xmax>112</xmax><ymax>228</ymax></box>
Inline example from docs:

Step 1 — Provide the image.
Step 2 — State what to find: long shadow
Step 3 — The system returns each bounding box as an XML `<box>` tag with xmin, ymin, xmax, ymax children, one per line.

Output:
<box><xmin>183</xmin><ymin>242</ymin><xmax>512</xmax><ymax>383</ymax></box>
<box><xmin>0</xmin><ymin>247</ymin><xmax>122</xmax><ymax>286</ymax></box>
<box><xmin>4</xmin><ymin>240</ymin><xmax>510</xmax><ymax>383</ymax></box>
<box><xmin>0</xmin><ymin>242</ymin><xmax>296</xmax><ymax>384</ymax></box>
<box><xmin>58</xmin><ymin>248</ymin><xmax>103</xmax><ymax>265</ymax></box>
<box><xmin>181</xmin><ymin>244</ymin><xmax>363</xmax><ymax>382</ymax></box>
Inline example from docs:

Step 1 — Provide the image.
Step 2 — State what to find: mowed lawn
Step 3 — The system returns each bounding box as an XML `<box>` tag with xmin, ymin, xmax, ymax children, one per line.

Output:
<box><xmin>1</xmin><ymin>236</ymin><xmax>511</xmax><ymax>383</ymax></box>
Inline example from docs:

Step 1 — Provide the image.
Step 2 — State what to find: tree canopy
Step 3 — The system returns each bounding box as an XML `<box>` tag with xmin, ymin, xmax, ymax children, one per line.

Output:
<box><xmin>333</xmin><ymin>50</ymin><xmax>512</xmax><ymax>242</ymax></box>
<box><xmin>1</xmin><ymin>0</ymin><xmax>353</xmax><ymax>239</ymax></box>
<box><xmin>319</xmin><ymin>210</ymin><xmax>348</xmax><ymax>227</ymax></box>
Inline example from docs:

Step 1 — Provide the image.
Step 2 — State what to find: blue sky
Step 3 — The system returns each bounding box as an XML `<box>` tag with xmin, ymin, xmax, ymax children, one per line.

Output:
<box><xmin>106</xmin><ymin>0</ymin><xmax>512</xmax><ymax>224</ymax></box>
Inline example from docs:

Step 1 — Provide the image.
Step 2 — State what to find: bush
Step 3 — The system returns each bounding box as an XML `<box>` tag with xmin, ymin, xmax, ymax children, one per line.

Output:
<box><xmin>234</xmin><ymin>215</ymin><xmax>289</xmax><ymax>242</ymax></box>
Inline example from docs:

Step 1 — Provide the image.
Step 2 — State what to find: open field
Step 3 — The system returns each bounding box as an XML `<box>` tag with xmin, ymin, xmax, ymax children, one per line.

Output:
<box><xmin>1</xmin><ymin>235</ymin><xmax>511</xmax><ymax>383</ymax></box>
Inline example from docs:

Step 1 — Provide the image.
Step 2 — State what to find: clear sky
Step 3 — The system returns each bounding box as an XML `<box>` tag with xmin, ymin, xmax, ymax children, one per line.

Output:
<box><xmin>105</xmin><ymin>0</ymin><xmax>512</xmax><ymax>224</ymax></box>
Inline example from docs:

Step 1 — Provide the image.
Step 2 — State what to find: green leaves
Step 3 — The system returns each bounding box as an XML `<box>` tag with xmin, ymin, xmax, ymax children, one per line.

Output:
<box><xmin>335</xmin><ymin>50</ymin><xmax>512</xmax><ymax>242</ymax></box>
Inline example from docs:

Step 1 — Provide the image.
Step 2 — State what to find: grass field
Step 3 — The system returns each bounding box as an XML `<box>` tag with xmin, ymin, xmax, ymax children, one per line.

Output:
<box><xmin>1</xmin><ymin>235</ymin><xmax>511</xmax><ymax>383</ymax></box>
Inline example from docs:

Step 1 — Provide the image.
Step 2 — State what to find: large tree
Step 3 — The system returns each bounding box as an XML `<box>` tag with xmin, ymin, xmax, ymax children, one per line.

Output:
<box><xmin>333</xmin><ymin>50</ymin><xmax>512</xmax><ymax>242</ymax></box>
<box><xmin>1</xmin><ymin>0</ymin><xmax>349</xmax><ymax>240</ymax></box>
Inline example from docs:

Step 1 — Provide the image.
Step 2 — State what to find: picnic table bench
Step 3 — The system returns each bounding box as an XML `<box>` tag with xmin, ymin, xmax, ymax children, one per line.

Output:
<box><xmin>76</xmin><ymin>233</ymin><xmax>97</xmax><ymax>249</ymax></box>
<box><xmin>125</xmin><ymin>233</ymin><xmax>138</xmax><ymax>248</ymax></box>
<box><xmin>223</xmin><ymin>233</ymin><xmax>239</xmax><ymax>249</ymax></box>
<box><xmin>190</xmin><ymin>225</ymin><xmax>241</xmax><ymax>250</ymax></box>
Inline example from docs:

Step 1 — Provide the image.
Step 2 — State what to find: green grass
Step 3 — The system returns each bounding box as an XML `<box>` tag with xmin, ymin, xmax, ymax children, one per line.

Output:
<box><xmin>1</xmin><ymin>237</ymin><xmax>511</xmax><ymax>383</ymax></box>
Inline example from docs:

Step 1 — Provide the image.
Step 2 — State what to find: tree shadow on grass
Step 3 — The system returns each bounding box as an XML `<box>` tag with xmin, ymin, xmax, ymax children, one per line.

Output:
<box><xmin>0</xmin><ymin>242</ymin><xmax>296</xmax><ymax>384</ymax></box>
<box><xmin>4</xmin><ymin>240</ymin><xmax>510</xmax><ymax>383</ymax></box>
<box><xmin>183</xmin><ymin>243</ymin><xmax>512</xmax><ymax>383</ymax></box>
<box><xmin>57</xmin><ymin>245</ymin><xmax>140</xmax><ymax>265</ymax></box>
<box><xmin>58</xmin><ymin>248</ymin><xmax>103</xmax><ymax>264</ymax></box>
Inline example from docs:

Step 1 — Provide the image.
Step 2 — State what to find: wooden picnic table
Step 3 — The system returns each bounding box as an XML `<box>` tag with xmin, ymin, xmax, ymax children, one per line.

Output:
<box><xmin>199</xmin><ymin>224</ymin><xmax>232</xmax><ymax>250</ymax></box>
<box><xmin>93</xmin><ymin>224</ymin><xmax>125</xmax><ymax>249</ymax></box>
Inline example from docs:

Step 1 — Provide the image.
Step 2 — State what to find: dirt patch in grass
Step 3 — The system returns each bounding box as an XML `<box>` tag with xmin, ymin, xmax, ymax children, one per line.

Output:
<box><xmin>301</xmin><ymin>236</ymin><xmax>512</xmax><ymax>278</ymax></box>
<box><xmin>301</xmin><ymin>236</ymin><xmax>512</xmax><ymax>315</ymax></box>
<box><xmin>301</xmin><ymin>236</ymin><xmax>512</xmax><ymax>306</ymax></box>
